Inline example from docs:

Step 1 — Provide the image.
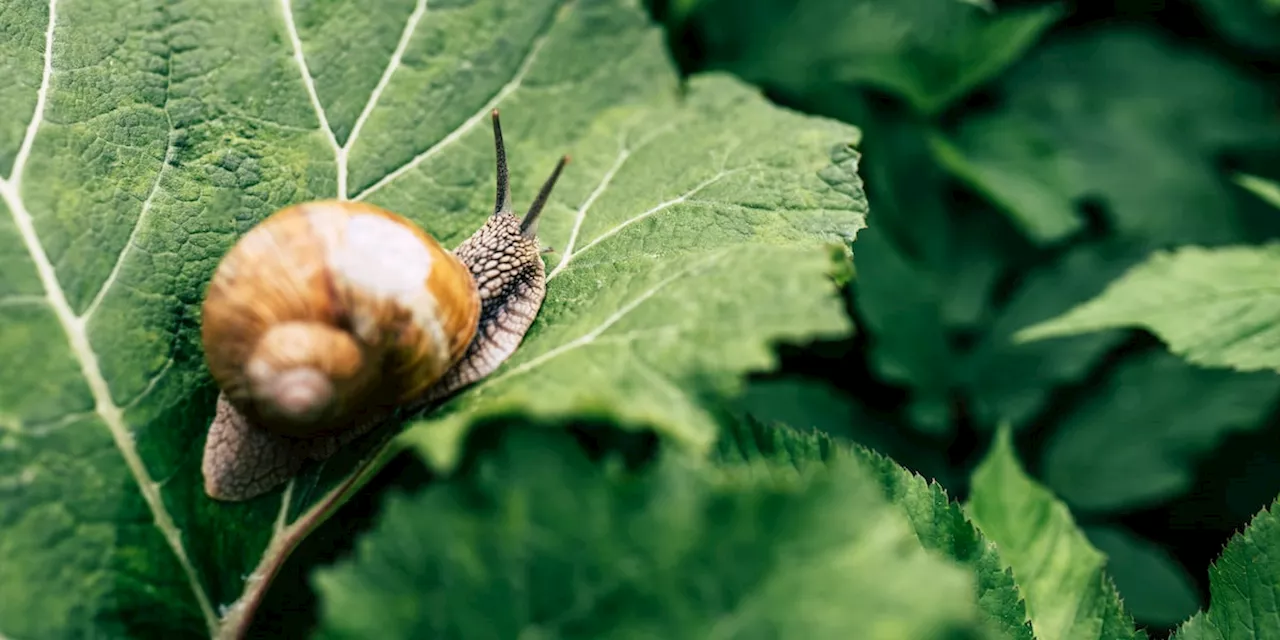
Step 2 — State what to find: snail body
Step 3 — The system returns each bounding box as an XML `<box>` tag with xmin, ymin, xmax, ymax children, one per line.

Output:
<box><xmin>199</xmin><ymin>111</ymin><xmax>567</xmax><ymax>501</ymax></box>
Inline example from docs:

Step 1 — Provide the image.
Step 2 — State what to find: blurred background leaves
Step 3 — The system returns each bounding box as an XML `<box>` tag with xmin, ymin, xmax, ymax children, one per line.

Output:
<box><xmin>650</xmin><ymin>0</ymin><xmax>1280</xmax><ymax>635</ymax></box>
<box><xmin>253</xmin><ymin>1</ymin><xmax>1280</xmax><ymax>637</ymax></box>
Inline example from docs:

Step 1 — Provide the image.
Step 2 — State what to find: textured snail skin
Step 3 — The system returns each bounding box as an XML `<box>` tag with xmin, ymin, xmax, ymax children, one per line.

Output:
<box><xmin>200</xmin><ymin>111</ymin><xmax>561</xmax><ymax>502</ymax></box>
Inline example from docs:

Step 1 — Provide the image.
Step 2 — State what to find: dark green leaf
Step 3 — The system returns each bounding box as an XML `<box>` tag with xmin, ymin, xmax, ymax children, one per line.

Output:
<box><xmin>961</xmin><ymin>243</ymin><xmax>1141</xmax><ymax>429</ymax></box>
<box><xmin>717</xmin><ymin>417</ymin><xmax>1033</xmax><ymax>640</ymax></box>
<box><xmin>1042</xmin><ymin>350</ymin><xmax>1280</xmax><ymax>512</ymax></box>
<box><xmin>314</xmin><ymin>426</ymin><xmax>987</xmax><ymax>639</ymax></box>
<box><xmin>1084</xmin><ymin>525</ymin><xmax>1201</xmax><ymax>628</ymax></box>
<box><xmin>1194</xmin><ymin>0</ymin><xmax>1280</xmax><ymax>54</ymax></box>
<box><xmin>941</xmin><ymin>26</ymin><xmax>1280</xmax><ymax>246</ymax></box>
<box><xmin>680</xmin><ymin>0</ymin><xmax>1063</xmax><ymax>114</ymax></box>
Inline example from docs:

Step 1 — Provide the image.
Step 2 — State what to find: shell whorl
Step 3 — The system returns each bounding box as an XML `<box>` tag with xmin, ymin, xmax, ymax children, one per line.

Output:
<box><xmin>200</xmin><ymin>201</ymin><xmax>480</xmax><ymax>438</ymax></box>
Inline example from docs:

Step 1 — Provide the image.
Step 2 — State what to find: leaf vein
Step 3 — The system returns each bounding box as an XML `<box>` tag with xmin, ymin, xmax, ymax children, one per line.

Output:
<box><xmin>0</xmin><ymin>1</ymin><xmax>218</xmax><ymax>631</ymax></box>
<box><xmin>279</xmin><ymin>0</ymin><xmax>342</xmax><ymax>194</ymax></box>
<box><xmin>549</xmin><ymin>169</ymin><xmax>740</xmax><ymax>281</ymax></box>
<box><xmin>352</xmin><ymin>1</ymin><xmax>569</xmax><ymax>201</ymax></box>
<box><xmin>81</xmin><ymin>47</ymin><xmax>176</xmax><ymax>321</ymax></box>
<box><xmin>340</xmin><ymin>0</ymin><xmax>429</xmax><ymax>179</ymax></box>
<box><xmin>488</xmin><ymin>251</ymin><xmax>724</xmax><ymax>387</ymax></box>
<box><xmin>7</xmin><ymin>0</ymin><xmax>56</xmax><ymax>185</ymax></box>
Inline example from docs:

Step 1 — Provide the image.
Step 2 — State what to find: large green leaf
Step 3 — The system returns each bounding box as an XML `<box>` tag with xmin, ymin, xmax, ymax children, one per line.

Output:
<box><xmin>716</xmin><ymin>415</ymin><xmax>1033</xmax><ymax>639</ymax></box>
<box><xmin>940</xmin><ymin>26</ymin><xmax>1280</xmax><ymax>246</ymax></box>
<box><xmin>1041</xmin><ymin>350</ymin><xmax>1280</xmax><ymax>512</ymax></box>
<box><xmin>1017</xmin><ymin>245</ymin><xmax>1280</xmax><ymax>372</ymax></box>
<box><xmin>967</xmin><ymin>427</ymin><xmax>1145</xmax><ymax>640</ymax></box>
<box><xmin>675</xmin><ymin>0</ymin><xmax>1063</xmax><ymax>114</ymax></box>
<box><xmin>314</xmin><ymin>425</ymin><xmax>987</xmax><ymax>639</ymax></box>
<box><xmin>1171</xmin><ymin>497</ymin><xmax>1280</xmax><ymax>639</ymax></box>
<box><xmin>0</xmin><ymin>0</ymin><xmax>866</xmax><ymax>637</ymax></box>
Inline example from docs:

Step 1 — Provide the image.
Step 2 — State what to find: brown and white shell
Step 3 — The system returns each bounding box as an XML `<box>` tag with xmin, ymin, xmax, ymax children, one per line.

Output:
<box><xmin>199</xmin><ymin>200</ymin><xmax>480</xmax><ymax>438</ymax></box>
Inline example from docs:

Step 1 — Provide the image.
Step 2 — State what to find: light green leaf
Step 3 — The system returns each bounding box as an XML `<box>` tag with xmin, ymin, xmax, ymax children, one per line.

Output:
<box><xmin>967</xmin><ymin>426</ymin><xmax>1145</xmax><ymax>640</ymax></box>
<box><xmin>1234</xmin><ymin>173</ymin><xmax>1280</xmax><ymax>210</ymax></box>
<box><xmin>1017</xmin><ymin>244</ymin><xmax>1280</xmax><ymax>372</ymax></box>
<box><xmin>313</xmin><ymin>426</ymin><xmax>987</xmax><ymax>639</ymax></box>
<box><xmin>0</xmin><ymin>0</ymin><xmax>866</xmax><ymax>637</ymax></box>
<box><xmin>1042</xmin><ymin>350</ymin><xmax>1280</xmax><ymax>512</ymax></box>
<box><xmin>941</xmin><ymin>26</ymin><xmax>1280</xmax><ymax>247</ymax></box>
<box><xmin>1171</xmin><ymin>497</ymin><xmax>1280</xmax><ymax>639</ymax></box>
<box><xmin>1084</xmin><ymin>525</ymin><xmax>1201</xmax><ymax>629</ymax></box>
<box><xmin>678</xmin><ymin>0</ymin><xmax>1064</xmax><ymax>114</ymax></box>
<box><xmin>717</xmin><ymin>416</ymin><xmax>1033</xmax><ymax>640</ymax></box>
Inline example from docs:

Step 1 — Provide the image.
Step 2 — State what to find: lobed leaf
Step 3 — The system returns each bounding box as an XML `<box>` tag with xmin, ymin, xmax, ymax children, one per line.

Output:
<box><xmin>313</xmin><ymin>425</ymin><xmax>986</xmax><ymax>639</ymax></box>
<box><xmin>0</xmin><ymin>0</ymin><xmax>866</xmax><ymax>636</ymax></box>
<box><xmin>1017</xmin><ymin>244</ymin><xmax>1280</xmax><ymax>372</ymax></box>
<box><xmin>1171</xmin><ymin>497</ymin><xmax>1280</xmax><ymax>639</ymax></box>
<box><xmin>967</xmin><ymin>426</ymin><xmax>1145</xmax><ymax>640</ymax></box>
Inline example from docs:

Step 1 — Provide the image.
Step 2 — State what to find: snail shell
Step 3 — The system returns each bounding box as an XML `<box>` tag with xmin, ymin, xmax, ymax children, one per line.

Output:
<box><xmin>199</xmin><ymin>109</ymin><xmax>567</xmax><ymax>502</ymax></box>
<box><xmin>200</xmin><ymin>201</ymin><xmax>480</xmax><ymax>438</ymax></box>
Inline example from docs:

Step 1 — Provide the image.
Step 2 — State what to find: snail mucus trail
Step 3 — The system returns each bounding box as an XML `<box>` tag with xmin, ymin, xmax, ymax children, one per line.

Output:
<box><xmin>199</xmin><ymin>110</ymin><xmax>568</xmax><ymax>502</ymax></box>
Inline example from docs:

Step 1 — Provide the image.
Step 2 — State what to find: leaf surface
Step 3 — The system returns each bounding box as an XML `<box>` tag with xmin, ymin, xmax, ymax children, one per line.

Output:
<box><xmin>1017</xmin><ymin>245</ymin><xmax>1280</xmax><ymax>372</ymax></box>
<box><xmin>1171</xmin><ymin>497</ymin><xmax>1280</xmax><ymax>640</ymax></box>
<box><xmin>314</xmin><ymin>426</ymin><xmax>985</xmax><ymax>639</ymax></box>
<box><xmin>1042</xmin><ymin>350</ymin><xmax>1280</xmax><ymax>511</ymax></box>
<box><xmin>0</xmin><ymin>0</ymin><xmax>865</xmax><ymax>636</ymax></box>
<box><xmin>967</xmin><ymin>427</ymin><xmax>1145</xmax><ymax>640</ymax></box>
<box><xmin>717</xmin><ymin>416</ymin><xmax>1032</xmax><ymax>639</ymax></box>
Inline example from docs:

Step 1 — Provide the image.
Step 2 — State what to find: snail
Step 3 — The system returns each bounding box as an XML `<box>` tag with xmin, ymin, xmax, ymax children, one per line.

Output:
<box><xmin>198</xmin><ymin>110</ymin><xmax>567</xmax><ymax>501</ymax></box>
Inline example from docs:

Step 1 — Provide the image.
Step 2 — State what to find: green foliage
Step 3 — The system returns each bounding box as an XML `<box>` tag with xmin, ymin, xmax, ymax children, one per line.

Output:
<box><xmin>717</xmin><ymin>417</ymin><xmax>1033</xmax><ymax>640</ymax></box>
<box><xmin>673</xmin><ymin>0</ymin><xmax>1064</xmax><ymax>114</ymax></box>
<box><xmin>967</xmin><ymin>427</ymin><xmax>1145</xmax><ymax>640</ymax></box>
<box><xmin>1084</xmin><ymin>526</ymin><xmax>1200</xmax><ymax>628</ymax></box>
<box><xmin>1019</xmin><ymin>245</ymin><xmax>1280</xmax><ymax>372</ymax></box>
<box><xmin>1041</xmin><ymin>351</ymin><xmax>1280</xmax><ymax>512</ymax></box>
<box><xmin>939</xmin><ymin>26</ymin><xmax>1280</xmax><ymax>246</ymax></box>
<box><xmin>7</xmin><ymin>0</ymin><xmax>1280</xmax><ymax>636</ymax></box>
<box><xmin>313</xmin><ymin>425</ymin><xmax>986</xmax><ymax>639</ymax></box>
<box><xmin>0</xmin><ymin>0</ymin><xmax>862</xmax><ymax>636</ymax></box>
<box><xmin>1234</xmin><ymin>174</ymin><xmax>1280</xmax><ymax>210</ymax></box>
<box><xmin>1171</xmin><ymin>498</ymin><xmax>1280</xmax><ymax>639</ymax></box>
